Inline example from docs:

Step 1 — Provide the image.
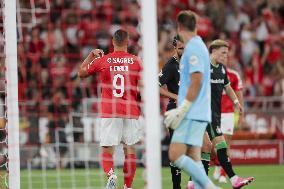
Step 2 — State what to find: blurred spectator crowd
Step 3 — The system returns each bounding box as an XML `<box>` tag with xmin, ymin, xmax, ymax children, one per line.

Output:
<box><xmin>158</xmin><ymin>0</ymin><xmax>284</xmax><ymax>98</ymax></box>
<box><xmin>0</xmin><ymin>0</ymin><xmax>283</xmax><ymax>146</ymax></box>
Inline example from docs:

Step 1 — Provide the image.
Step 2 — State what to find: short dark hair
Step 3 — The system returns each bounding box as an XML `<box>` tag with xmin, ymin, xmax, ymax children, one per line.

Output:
<box><xmin>209</xmin><ymin>39</ymin><xmax>229</xmax><ymax>53</ymax></box>
<box><xmin>113</xmin><ymin>29</ymin><xmax>128</xmax><ymax>46</ymax></box>
<box><xmin>177</xmin><ymin>10</ymin><xmax>197</xmax><ymax>32</ymax></box>
<box><xmin>173</xmin><ymin>35</ymin><xmax>182</xmax><ymax>47</ymax></box>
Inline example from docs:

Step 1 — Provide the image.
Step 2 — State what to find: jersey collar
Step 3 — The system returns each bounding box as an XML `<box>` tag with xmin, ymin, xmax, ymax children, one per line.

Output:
<box><xmin>210</xmin><ymin>60</ymin><xmax>219</xmax><ymax>68</ymax></box>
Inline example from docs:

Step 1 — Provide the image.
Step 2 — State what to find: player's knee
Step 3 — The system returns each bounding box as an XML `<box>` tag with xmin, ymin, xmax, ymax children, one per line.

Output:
<box><xmin>201</xmin><ymin>141</ymin><xmax>212</xmax><ymax>153</ymax></box>
<box><xmin>212</xmin><ymin>135</ymin><xmax>225</xmax><ymax>146</ymax></box>
<box><xmin>168</xmin><ymin>148</ymin><xmax>176</xmax><ymax>162</ymax></box>
<box><xmin>101</xmin><ymin>146</ymin><xmax>114</xmax><ymax>154</ymax></box>
<box><xmin>215</xmin><ymin>141</ymin><xmax>228</xmax><ymax>150</ymax></box>
<box><xmin>168</xmin><ymin>146</ymin><xmax>181</xmax><ymax>163</ymax></box>
<box><xmin>202</xmin><ymin>135</ymin><xmax>212</xmax><ymax>153</ymax></box>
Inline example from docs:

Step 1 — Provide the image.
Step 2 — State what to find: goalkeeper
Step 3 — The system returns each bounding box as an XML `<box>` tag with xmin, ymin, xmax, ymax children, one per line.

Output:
<box><xmin>165</xmin><ymin>10</ymin><xmax>217</xmax><ymax>189</ymax></box>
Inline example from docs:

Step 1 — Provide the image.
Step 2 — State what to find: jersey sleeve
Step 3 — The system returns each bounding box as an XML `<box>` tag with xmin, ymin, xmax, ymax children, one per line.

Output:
<box><xmin>230</xmin><ymin>76</ymin><xmax>238</xmax><ymax>90</ymax></box>
<box><xmin>86</xmin><ymin>57</ymin><xmax>103</xmax><ymax>75</ymax></box>
<box><xmin>159</xmin><ymin>62</ymin><xmax>173</xmax><ymax>86</ymax></box>
<box><xmin>187</xmin><ymin>51</ymin><xmax>204</xmax><ymax>74</ymax></box>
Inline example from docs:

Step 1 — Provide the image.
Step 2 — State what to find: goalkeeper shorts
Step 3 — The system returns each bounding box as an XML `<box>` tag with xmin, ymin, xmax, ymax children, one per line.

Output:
<box><xmin>171</xmin><ymin>119</ymin><xmax>208</xmax><ymax>147</ymax></box>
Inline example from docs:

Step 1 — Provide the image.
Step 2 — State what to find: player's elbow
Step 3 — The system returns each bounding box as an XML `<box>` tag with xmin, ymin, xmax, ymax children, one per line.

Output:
<box><xmin>77</xmin><ymin>69</ymin><xmax>88</xmax><ymax>78</ymax></box>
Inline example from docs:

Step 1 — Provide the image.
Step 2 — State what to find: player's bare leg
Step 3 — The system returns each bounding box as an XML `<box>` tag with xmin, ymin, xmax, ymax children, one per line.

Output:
<box><xmin>201</xmin><ymin>132</ymin><xmax>212</xmax><ymax>175</ymax></box>
<box><xmin>169</xmin><ymin>143</ymin><xmax>216</xmax><ymax>189</ymax></box>
<box><xmin>223</xmin><ymin>134</ymin><xmax>232</xmax><ymax>156</ymax></box>
<box><xmin>101</xmin><ymin>146</ymin><xmax>117</xmax><ymax>189</ymax></box>
<box><xmin>212</xmin><ymin>136</ymin><xmax>254</xmax><ymax>188</ymax></box>
<box><xmin>123</xmin><ymin>145</ymin><xmax>137</xmax><ymax>189</ymax></box>
<box><xmin>188</xmin><ymin>132</ymin><xmax>212</xmax><ymax>189</ymax></box>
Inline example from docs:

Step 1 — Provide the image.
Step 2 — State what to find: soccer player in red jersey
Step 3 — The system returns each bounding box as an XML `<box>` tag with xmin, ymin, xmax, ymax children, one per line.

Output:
<box><xmin>213</xmin><ymin>56</ymin><xmax>244</xmax><ymax>183</ymax></box>
<box><xmin>78</xmin><ymin>29</ymin><xmax>142</xmax><ymax>189</ymax></box>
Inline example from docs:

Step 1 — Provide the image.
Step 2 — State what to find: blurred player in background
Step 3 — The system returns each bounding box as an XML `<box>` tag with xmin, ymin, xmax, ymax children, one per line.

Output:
<box><xmin>213</xmin><ymin>41</ymin><xmax>244</xmax><ymax>183</ymax></box>
<box><xmin>165</xmin><ymin>10</ymin><xmax>217</xmax><ymax>189</ymax></box>
<box><xmin>78</xmin><ymin>29</ymin><xmax>142</xmax><ymax>189</ymax></box>
<box><xmin>199</xmin><ymin>39</ymin><xmax>254</xmax><ymax>189</ymax></box>
<box><xmin>159</xmin><ymin>35</ymin><xmax>185</xmax><ymax>189</ymax></box>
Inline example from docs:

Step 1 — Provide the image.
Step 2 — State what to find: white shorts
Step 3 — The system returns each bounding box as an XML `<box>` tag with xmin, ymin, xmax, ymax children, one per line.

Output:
<box><xmin>99</xmin><ymin>118</ymin><xmax>142</xmax><ymax>146</ymax></box>
<box><xmin>221</xmin><ymin>113</ymin><xmax>234</xmax><ymax>135</ymax></box>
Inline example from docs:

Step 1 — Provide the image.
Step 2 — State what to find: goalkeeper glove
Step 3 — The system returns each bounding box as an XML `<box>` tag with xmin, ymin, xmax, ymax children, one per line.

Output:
<box><xmin>164</xmin><ymin>100</ymin><xmax>192</xmax><ymax>130</ymax></box>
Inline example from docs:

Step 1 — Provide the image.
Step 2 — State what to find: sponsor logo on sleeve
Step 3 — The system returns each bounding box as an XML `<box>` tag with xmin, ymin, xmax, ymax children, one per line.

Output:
<box><xmin>189</xmin><ymin>55</ymin><xmax>198</xmax><ymax>66</ymax></box>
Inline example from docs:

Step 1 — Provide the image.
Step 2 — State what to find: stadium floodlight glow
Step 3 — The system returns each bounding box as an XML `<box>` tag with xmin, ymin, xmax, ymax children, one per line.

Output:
<box><xmin>141</xmin><ymin>0</ymin><xmax>162</xmax><ymax>189</ymax></box>
<box><xmin>4</xmin><ymin>0</ymin><xmax>20</xmax><ymax>189</ymax></box>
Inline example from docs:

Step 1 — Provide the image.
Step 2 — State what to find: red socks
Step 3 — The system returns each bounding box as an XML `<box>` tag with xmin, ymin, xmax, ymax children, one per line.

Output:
<box><xmin>101</xmin><ymin>152</ymin><xmax>136</xmax><ymax>187</ymax></box>
<box><xmin>220</xmin><ymin>167</ymin><xmax>226</xmax><ymax>177</ymax></box>
<box><xmin>101</xmin><ymin>152</ymin><xmax>114</xmax><ymax>176</ymax></box>
<box><xmin>211</xmin><ymin>153</ymin><xmax>220</xmax><ymax>166</ymax></box>
<box><xmin>123</xmin><ymin>154</ymin><xmax>137</xmax><ymax>188</ymax></box>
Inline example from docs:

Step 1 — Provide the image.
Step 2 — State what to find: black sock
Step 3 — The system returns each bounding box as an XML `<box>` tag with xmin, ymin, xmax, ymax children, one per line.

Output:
<box><xmin>217</xmin><ymin>147</ymin><xmax>236</xmax><ymax>178</ymax></box>
<box><xmin>201</xmin><ymin>160</ymin><xmax>210</xmax><ymax>175</ymax></box>
<box><xmin>170</xmin><ymin>163</ymin><xmax>181</xmax><ymax>189</ymax></box>
<box><xmin>201</xmin><ymin>152</ymin><xmax>210</xmax><ymax>175</ymax></box>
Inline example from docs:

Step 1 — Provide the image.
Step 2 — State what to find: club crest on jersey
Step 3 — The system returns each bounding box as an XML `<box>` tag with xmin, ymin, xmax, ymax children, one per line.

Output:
<box><xmin>189</xmin><ymin>55</ymin><xmax>198</xmax><ymax>66</ymax></box>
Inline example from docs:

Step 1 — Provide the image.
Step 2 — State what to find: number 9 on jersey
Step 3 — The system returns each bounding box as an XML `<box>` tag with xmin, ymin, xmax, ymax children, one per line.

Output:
<box><xmin>113</xmin><ymin>74</ymin><xmax>125</xmax><ymax>97</ymax></box>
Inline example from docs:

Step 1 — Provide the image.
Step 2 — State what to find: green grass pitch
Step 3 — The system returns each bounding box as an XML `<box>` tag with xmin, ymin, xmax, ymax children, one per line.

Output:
<box><xmin>3</xmin><ymin>164</ymin><xmax>283</xmax><ymax>189</ymax></box>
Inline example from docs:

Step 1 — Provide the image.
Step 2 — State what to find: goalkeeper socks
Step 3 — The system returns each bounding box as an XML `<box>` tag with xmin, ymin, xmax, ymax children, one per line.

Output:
<box><xmin>123</xmin><ymin>154</ymin><xmax>136</xmax><ymax>188</ymax></box>
<box><xmin>101</xmin><ymin>152</ymin><xmax>114</xmax><ymax>176</ymax></box>
<box><xmin>174</xmin><ymin>155</ymin><xmax>211</xmax><ymax>188</ymax></box>
<box><xmin>216</xmin><ymin>141</ymin><xmax>236</xmax><ymax>178</ymax></box>
<box><xmin>201</xmin><ymin>152</ymin><xmax>210</xmax><ymax>175</ymax></box>
<box><xmin>170</xmin><ymin>163</ymin><xmax>181</xmax><ymax>189</ymax></box>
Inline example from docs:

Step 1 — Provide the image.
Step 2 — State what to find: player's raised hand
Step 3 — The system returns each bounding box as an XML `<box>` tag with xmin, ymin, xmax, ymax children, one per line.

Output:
<box><xmin>164</xmin><ymin>100</ymin><xmax>192</xmax><ymax>130</ymax></box>
<box><xmin>91</xmin><ymin>49</ymin><xmax>104</xmax><ymax>58</ymax></box>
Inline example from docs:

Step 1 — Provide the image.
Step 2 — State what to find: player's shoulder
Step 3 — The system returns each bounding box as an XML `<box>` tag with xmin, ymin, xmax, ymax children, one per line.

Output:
<box><xmin>228</xmin><ymin>69</ymin><xmax>242</xmax><ymax>83</ymax></box>
<box><xmin>164</xmin><ymin>57</ymin><xmax>178</xmax><ymax>67</ymax></box>
<box><xmin>185</xmin><ymin>37</ymin><xmax>208</xmax><ymax>57</ymax></box>
<box><xmin>188</xmin><ymin>36</ymin><xmax>206</xmax><ymax>48</ymax></box>
<box><xmin>124</xmin><ymin>52</ymin><xmax>141</xmax><ymax>62</ymax></box>
<box><xmin>227</xmin><ymin>68</ymin><xmax>240</xmax><ymax>77</ymax></box>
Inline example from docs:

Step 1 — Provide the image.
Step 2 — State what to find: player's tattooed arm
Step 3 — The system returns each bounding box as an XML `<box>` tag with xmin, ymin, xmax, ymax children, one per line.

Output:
<box><xmin>159</xmin><ymin>86</ymin><xmax>177</xmax><ymax>100</ymax></box>
<box><xmin>225</xmin><ymin>85</ymin><xmax>243</xmax><ymax>114</ymax></box>
<box><xmin>78</xmin><ymin>49</ymin><xmax>104</xmax><ymax>78</ymax></box>
<box><xmin>82</xmin><ymin>49</ymin><xmax>104</xmax><ymax>68</ymax></box>
<box><xmin>235</xmin><ymin>89</ymin><xmax>245</xmax><ymax>128</ymax></box>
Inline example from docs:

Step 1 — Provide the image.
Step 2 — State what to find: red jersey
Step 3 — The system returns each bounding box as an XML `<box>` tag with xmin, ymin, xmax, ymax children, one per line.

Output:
<box><xmin>87</xmin><ymin>51</ymin><xmax>142</xmax><ymax>119</ymax></box>
<box><xmin>221</xmin><ymin>68</ymin><xmax>243</xmax><ymax>113</ymax></box>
